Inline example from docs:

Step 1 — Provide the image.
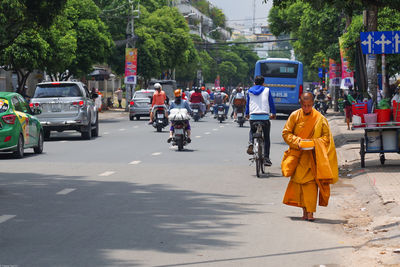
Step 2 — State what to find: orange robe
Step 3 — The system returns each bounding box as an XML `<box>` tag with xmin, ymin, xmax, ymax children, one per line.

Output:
<box><xmin>282</xmin><ymin>108</ymin><xmax>338</xmax><ymax>212</ymax></box>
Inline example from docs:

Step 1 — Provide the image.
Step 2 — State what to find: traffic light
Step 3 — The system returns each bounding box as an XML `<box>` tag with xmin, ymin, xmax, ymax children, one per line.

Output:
<box><xmin>321</xmin><ymin>59</ymin><xmax>326</xmax><ymax>89</ymax></box>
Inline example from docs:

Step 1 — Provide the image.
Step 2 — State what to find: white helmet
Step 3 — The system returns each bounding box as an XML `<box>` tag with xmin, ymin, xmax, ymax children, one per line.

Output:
<box><xmin>154</xmin><ymin>83</ymin><xmax>162</xmax><ymax>89</ymax></box>
<box><xmin>215</xmin><ymin>87</ymin><xmax>221</xmax><ymax>92</ymax></box>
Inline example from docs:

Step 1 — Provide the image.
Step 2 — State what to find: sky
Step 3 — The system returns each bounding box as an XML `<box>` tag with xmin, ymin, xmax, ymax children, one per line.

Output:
<box><xmin>209</xmin><ymin>0</ymin><xmax>273</xmax><ymax>27</ymax></box>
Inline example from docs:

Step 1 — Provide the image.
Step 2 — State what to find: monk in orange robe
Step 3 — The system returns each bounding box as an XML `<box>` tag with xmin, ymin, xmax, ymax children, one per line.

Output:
<box><xmin>281</xmin><ymin>92</ymin><xmax>338</xmax><ymax>221</ymax></box>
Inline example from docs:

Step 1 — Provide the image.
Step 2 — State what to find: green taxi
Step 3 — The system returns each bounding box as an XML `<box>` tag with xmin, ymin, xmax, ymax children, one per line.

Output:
<box><xmin>0</xmin><ymin>92</ymin><xmax>44</xmax><ymax>158</ymax></box>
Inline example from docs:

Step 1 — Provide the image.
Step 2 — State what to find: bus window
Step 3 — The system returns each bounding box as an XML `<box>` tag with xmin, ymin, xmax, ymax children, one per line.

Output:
<box><xmin>260</xmin><ymin>62</ymin><xmax>298</xmax><ymax>78</ymax></box>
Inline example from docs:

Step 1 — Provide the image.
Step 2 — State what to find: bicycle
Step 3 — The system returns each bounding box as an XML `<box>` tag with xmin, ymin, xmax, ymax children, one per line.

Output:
<box><xmin>252</xmin><ymin>122</ymin><xmax>265</xmax><ymax>177</ymax></box>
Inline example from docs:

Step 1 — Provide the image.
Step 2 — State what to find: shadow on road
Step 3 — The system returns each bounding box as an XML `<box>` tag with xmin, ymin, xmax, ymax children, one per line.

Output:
<box><xmin>0</xmin><ymin>171</ymin><xmax>261</xmax><ymax>266</ymax></box>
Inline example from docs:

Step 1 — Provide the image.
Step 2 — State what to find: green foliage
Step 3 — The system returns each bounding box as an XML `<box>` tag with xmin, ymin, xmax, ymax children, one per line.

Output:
<box><xmin>191</xmin><ymin>0</ymin><xmax>226</xmax><ymax>28</ymax></box>
<box><xmin>135</xmin><ymin>6</ymin><xmax>197</xmax><ymax>81</ymax></box>
<box><xmin>268</xmin><ymin>1</ymin><xmax>344</xmax><ymax>80</ymax></box>
<box><xmin>44</xmin><ymin>0</ymin><xmax>113</xmax><ymax>79</ymax></box>
<box><xmin>218</xmin><ymin>61</ymin><xmax>237</xmax><ymax>85</ymax></box>
<box><xmin>0</xmin><ymin>0</ymin><xmax>67</xmax><ymax>50</ymax></box>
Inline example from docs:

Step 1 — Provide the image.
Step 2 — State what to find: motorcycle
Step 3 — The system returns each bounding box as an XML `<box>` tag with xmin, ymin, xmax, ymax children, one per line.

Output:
<box><xmin>190</xmin><ymin>103</ymin><xmax>202</xmax><ymax>122</ymax></box>
<box><xmin>172</xmin><ymin>120</ymin><xmax>189</xmax><ymax>151</ymax></box>
<box><xmin>315</xmin><ymin>100</ymin><xmax>326</xmax><ymax>115</ymax></box>
<box><xmin>216</xmin><ymin>104</ymin><xmax>226</xmax><ymax>123</ymax></box>
<box><xmin>233</xmin><ymin>99</ymin><xmax>246</xmax><ymax>127</ymax></box>
<box><xmin>153</xmin><ymin>106</ymin><xmax>168</xmax><ymax>132</ymax></box>
<box><xmin>169</xmin><ymin>109</ymin><xmax>191</xmax><ymax>151</ymax></box>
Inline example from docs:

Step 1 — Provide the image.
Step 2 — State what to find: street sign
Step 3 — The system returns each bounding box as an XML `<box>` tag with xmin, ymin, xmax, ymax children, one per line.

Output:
<box><xmin>360</xmin><ymin>31</ymin><xmax>400</xmax><ymax>54</ymax></box>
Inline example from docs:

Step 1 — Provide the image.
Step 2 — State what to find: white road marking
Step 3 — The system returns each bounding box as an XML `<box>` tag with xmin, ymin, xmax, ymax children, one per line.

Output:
<box><xmin>133</xmin><ymin>126</ymin><xmax>139</xmax><ymax>129</ymax></box>
<box><xmin>129</xmin><ymin>160</ymin><xmax>141</xmax><ymax>165</ymax></box>
<box><xmin>119</xmin><ymin>128</ymin><xmax>126</xmax><ymax>131</ymax></box>
<box><xmin>56</xmin><ymin>188</ymin><xmax>76</xmax><ymax>195</ymax></box>
<box><xmin>212</xmin><ymin>128</ymin><xmax>218</xmax><ymax>131</ymax></box>
<box><xmin>204</xmin><ymin>132</ymin><xmax>211</xmax><ymax>135</ymax></box>
<box><xmin>99</xmin><ymin>171</ymin><xmax>115</xmax><ymax>177</ymax></box>
<box><xmin>103</xmin><ymin>132</ymin><xmax>110</xmax><ymax>135</ymax></box>
<box><xmin>195</xmin><ymin>136</ymin><xmax>202</xmax><ymax>138</ymax></box>
<box><xmin>0</xmin><ymin>215</ymin><xmax>16</xmax><ymax>224</ymax></box>
<box><xmin>152</xmin><ymin>152</ymin><xmax>162</xmax><ymax>156</ymax></box>
<box><xmin>60</xmin><ymin>141</ymin><xmax>68</xmax><ymax>143</ymax></box>
<box><xmin>220</xmin><ymin>126</ymin><xmax>224</xmax><ymax>128</ymax></box>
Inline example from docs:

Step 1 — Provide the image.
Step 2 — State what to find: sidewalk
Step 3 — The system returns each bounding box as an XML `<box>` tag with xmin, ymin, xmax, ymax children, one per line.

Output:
<box><xmin>327</xmin><ymin>111</ymin><xmax>400</xmax><ymax>266</ymax></box>
<box><xmin>328</xmin><ymin>111</ymin><xmax>400</xmax><ymax>206</ymax></box>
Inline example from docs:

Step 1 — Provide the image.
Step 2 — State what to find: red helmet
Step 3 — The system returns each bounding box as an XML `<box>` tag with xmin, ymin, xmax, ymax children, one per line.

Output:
<box><xmin>221</xmin><ymin>87</ymin><xmax>226</xmax><ymax>92</ymax></box>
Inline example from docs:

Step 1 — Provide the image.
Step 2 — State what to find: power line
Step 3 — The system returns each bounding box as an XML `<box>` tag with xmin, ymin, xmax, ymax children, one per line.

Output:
<box><xmin>194</xmin><ymin>38</ymin><xmax>297</xmax><ymax>46</ymax></box>
<box><xmin>226</xmin><ymin>17</ymin><xmax>269</xmax><ymax>22</ymax></box>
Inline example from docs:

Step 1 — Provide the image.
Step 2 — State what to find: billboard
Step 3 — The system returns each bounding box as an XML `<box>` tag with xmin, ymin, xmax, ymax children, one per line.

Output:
<box><xmin>124</xmin><ymin>48</ymin><xmax>137</xmax><ymax>84</ymax></box>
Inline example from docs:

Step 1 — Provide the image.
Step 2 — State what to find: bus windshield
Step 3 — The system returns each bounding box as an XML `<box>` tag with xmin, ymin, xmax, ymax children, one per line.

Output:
<box><xmin>260</xmin><ymin>62</ymin><xmax>298</xmax><ymax>78</ymax></box>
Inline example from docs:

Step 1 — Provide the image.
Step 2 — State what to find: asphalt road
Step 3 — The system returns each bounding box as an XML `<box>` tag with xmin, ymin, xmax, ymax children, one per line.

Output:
<box><xmin>0</xmin><ymin>111</ymin><xmax>353</xmax><ymax>267</ymax></box>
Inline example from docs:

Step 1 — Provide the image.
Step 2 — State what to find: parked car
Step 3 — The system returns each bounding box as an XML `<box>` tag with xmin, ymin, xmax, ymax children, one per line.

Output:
<box><xmin>129</xmin><ymin>89</ymin><xmax>155</xmax><ymax>120</ymax></box>
<box><xmin>30</xmin><ymin>81</ymin><xmax>99</xmax><ymax>140</ymax></box>
<box><xmin>0</xmin><ymin>92</ymin><xmax>44</xmax><ymax>158</ymax></box>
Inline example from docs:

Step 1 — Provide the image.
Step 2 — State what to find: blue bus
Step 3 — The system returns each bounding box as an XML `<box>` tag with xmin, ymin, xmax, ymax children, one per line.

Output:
<box><xmin>254</xmin><ymin>58</ymin><xmax>303</xmax><ymax>114</ymax></box>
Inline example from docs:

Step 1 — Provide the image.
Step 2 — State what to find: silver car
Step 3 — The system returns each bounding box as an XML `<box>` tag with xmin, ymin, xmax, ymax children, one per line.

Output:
<box><xmin>129</xmin><ymin>89</ymin><xmax>155</xmax><ymax>121</ymax></box>
<box><xmin>30</xmin><ymin>81</ymin><xmax>99</xmax><ymax>140</ymax></box>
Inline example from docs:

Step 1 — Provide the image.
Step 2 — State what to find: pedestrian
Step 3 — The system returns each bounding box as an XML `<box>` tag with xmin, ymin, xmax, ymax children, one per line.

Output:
<box><xmin>115</xmin><ymin>88</ymin><xmax>123</xmax><ymax>108</ymax></box>
<box><xmin>281</xmin><ymin>92</ymin><xmax>338</xmax><ymax>221</ymax></box>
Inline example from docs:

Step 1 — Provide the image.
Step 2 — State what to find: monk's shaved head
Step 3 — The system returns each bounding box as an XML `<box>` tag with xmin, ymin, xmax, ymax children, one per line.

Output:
<box><xmin>300</xmin><ymin>92</ymin><xmax>314</xmax><ymax>102</ymax></box>
<box><xmin>300</xmin><ymin>92</ymin><xmax>314</xmax><ymax>115</ymax></box>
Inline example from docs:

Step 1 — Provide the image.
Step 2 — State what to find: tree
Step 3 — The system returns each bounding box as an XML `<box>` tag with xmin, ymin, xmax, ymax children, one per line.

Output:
<box><xmin>268</xmin><ymin>1</ymin><xmax>344</xmax><ymax>80</ymax></box>
<box><xmin>0</xmin><ymin>0</ymin><xmax>67</xmax><ymax>51</ymax></box>
<box><xmin>1</xmin><ymin>29</ymin><xmax>49</xmax><ymax>93</ymax></box>
<box><xmin>218</xmin><ymin>61</ymin><xmax>237</xmax><ymax>86</ymax></box>
<box><xmin>134</xmin><ymin>6</ymin><xmax>197</xmax><ymax>81</ymax></box>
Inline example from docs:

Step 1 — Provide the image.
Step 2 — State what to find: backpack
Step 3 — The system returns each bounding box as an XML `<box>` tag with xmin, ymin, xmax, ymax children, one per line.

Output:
<box><xmin>214</xmin><ymin>92</ymin><xmax>223</xmax><ymax>104</ymax></box>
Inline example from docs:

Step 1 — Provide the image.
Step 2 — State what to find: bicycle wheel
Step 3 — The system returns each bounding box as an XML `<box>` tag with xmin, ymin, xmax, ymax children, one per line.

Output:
<box><xmin>254</xmin><ymin>139</ymin><xmax>261</xmax><ymax>177</ymax></box>
<box><xmin>259</xmin><ymin>139</ymin><xmax>265</xmax><ymax>174</ymax></box>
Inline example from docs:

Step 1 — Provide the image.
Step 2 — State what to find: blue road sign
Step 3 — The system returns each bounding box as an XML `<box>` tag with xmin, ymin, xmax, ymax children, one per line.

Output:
<box><xmin>361</xmin><ymin>31</ymin><xmax>400</xmax><ymax>54</ymax></box>
<box><xmin>318</xmin><ymin>68</ymin><xmax>323</xmax><ymax>78</ymax></box>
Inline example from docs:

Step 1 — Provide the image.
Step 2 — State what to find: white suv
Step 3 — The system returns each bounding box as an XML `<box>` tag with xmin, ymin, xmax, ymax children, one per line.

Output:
<box><xmin>30</xmin><ymin>81</ymin><xmax>99</xmax><ymax>140</ymax></box>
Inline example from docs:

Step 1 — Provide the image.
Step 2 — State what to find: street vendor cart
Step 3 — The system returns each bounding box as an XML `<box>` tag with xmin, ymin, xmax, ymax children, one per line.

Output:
<box><xmin>359</xmin><ymin>123</ymin><xmax>400</xmax><ymax>167</ymax></box>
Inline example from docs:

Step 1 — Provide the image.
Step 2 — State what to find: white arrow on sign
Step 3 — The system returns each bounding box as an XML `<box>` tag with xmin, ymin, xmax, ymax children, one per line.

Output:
<box><xmin>395</xmin><ymin>33</ymin><xmax>400</xmax><ymax>53</ymax></box>
<box><xmin>375</xmin><ymin>33</ymin><xmax>392</xmax><ymax>53</ymax></box>
<box><xmin>362</xmin><ymin>34</ymin><xmax>373</xmax><ymax>53</ymax></box>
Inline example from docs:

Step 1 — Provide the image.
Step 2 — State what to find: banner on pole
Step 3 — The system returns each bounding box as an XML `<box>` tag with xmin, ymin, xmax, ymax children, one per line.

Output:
<box><xmin>339</xmin><ymin>38</ymin><xmax>354</xmax><ymax>89</ymax></box>
<box><xmin>329</xmin><ymin>59</ymin><xmax>341</xmax><ymax>87</ymax></box>
<box><xmin>124</xmin><ymin>48</ymin><xmax>137</xmax><ymax>84</ymax></box>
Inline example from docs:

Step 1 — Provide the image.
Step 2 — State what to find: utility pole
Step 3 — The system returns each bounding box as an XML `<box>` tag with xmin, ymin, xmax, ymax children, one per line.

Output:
<box><xmin>364</xmin><ymin>6</ymin><xmax>378</xmax><ymax>106</ymax></box>
<box><xmin>252</xmin><ymin>0</ymin><xmax>256</xmax><ymax>34</ymax></box>
<box><xmin>125</xmin><ymin>0</ymin><xmax>139</xmax><ymax>111</ymax></box>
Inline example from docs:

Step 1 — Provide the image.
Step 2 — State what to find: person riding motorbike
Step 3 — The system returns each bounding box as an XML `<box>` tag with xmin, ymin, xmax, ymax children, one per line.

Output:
<box><xmin>213</xmin><ymin>87</ymin><xmax>229</xmax><ymax>118</ymax></box>
<box><xmin>149</xmin><ymin>83</ymin><xmax>168</xmax><ymax>124</ymax></box>
<box><xmin>232</xmin><ymin>87</ymin><xmax>246</xmax><ymax>121</ymax></box>
<box><xmin>168</xmin><ymin>89</ymin><xmax>192</xmax><ymax>144</ymax></box>
<box><xmin>201</xmin><ymin>86</ymin><xmax>210</xmax><ymax>113</ymax></box>
<box><xmin>315</xmin><ymin>88</ymin><xmax>328</xmax><ymax>114</ymax></box>
<box><xmin>189</xmin><ymin>87</ymin><xmax>206</xmax><ymax>115</ymax></box>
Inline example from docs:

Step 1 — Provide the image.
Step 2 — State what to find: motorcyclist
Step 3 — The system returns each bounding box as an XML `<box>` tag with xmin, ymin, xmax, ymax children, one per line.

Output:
<box><xmin>232</xmin><ymin>87</ymin><xmax>246</xmax><ymax>121</ymax></box>
<box><xmin>315</xmin><ymin>88</ymin><xmax>328</xmax><ymax>113</ymax></box>
<box><xmin>229</xmin><ymin>88</ymin><xmax>238</xmax><ymax>119</ymax></box>
<box><xmin>201</xmin><ymin>86</ymin><xmax>210</xmax><ymax>114</ymax></box>
<box><xmin>149</xmin><ymin>83</ymin><xmax>168</xmax><ymax>124</ymax></box>
<box><xmin>189</xmin><ymin>87</ymin><xmax>206</xmax><ymax>115</ymax></box>
<box><xmin>213</xmin><ymin>87</ymin><xmax>229</xmax><ymax>117</ymax></box>
<box><xmin>168</xmin><ymin>89</ymin><xmax>192</xmax><ymax>144</ymax></box>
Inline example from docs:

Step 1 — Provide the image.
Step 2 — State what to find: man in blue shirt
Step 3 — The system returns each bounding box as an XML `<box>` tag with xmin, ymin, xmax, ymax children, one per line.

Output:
<box><xmin>245</xmin><ymin>75</ymin><xmax>276</xmax><ymax>166</ymax></box>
